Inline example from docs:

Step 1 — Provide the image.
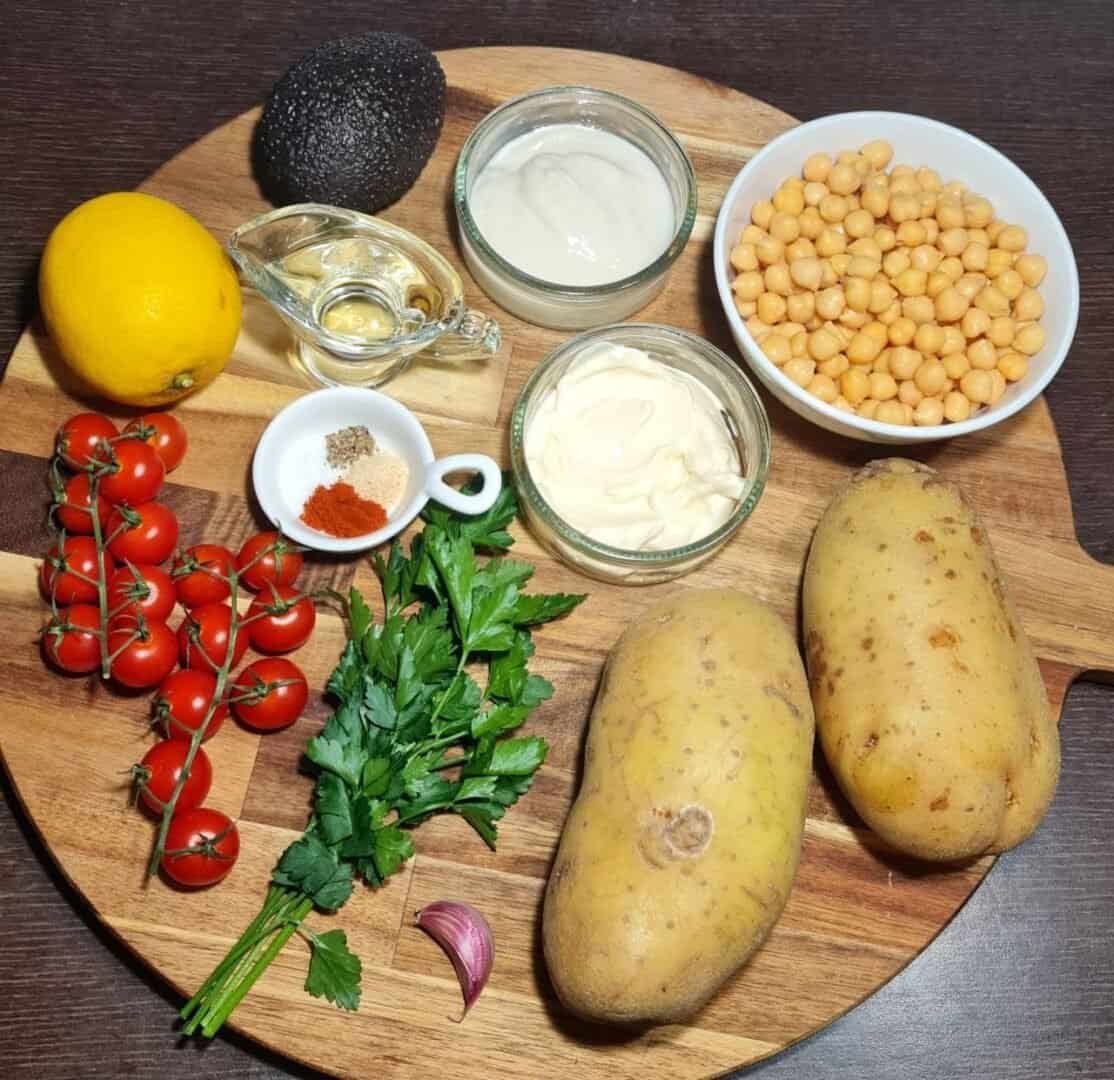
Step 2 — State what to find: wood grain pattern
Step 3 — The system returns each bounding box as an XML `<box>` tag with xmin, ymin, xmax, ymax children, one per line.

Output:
<box><xmin>1</xmin><ymin>40</ymin><xmax>1112</xmax><ymax>1080</ymax></box>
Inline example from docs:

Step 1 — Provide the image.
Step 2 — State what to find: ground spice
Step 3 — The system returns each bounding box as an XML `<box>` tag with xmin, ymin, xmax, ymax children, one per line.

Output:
<box><xmin>300</xmin><ymin>481</ymin><xmax>387</xmax><ymax>537</ymax></box>
<box><xmin>324</xmin><ymin>425</ymin><xmax>377</xmax><ymax>470</ymax></box>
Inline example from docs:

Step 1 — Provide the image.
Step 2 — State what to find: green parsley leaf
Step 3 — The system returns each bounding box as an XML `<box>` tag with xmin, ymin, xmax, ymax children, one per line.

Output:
<box><xmin>339</xmin><ymin>796</ymin><xmax>388</xmax><ymax>861</ymax></box>
<box><xmin>272</xmin><ymin>835</ymin><xmax>353</xmax><ymax>910</ymax></box>
<box><xmin>325</xmin><ymin>640</ymin><xmax>362</xmax><ymax>701</ymax></box>
<box><xmin>513</xmin><ymin>592</ymin><xmax>586</xmax><ymax>626</ymax></box>
<box><xmin>371</xmin><ymin>825</ymin><xmax>415</xmax><ymax>881</ymax></box>
<box><xmin>521</xmin><ymin>674</ymin><xmax>555</xmax><ymax>708</ymax></box>
<box><xmin>360</xmin><ymin>678</ymin><xmax>397</xmax><ymax>731</ymax></box>
<box><xmin>475</xmin><ymin>558</ymin><xmax>534</xmax><ymax>592</ymax></box>
<box><xmin>488</xmin><ymin>736</ymin><xmax>549</xmax><ymax>776</ymax></box>
<box><xmin>466</xmin><ymin>581</ymin><xmax>519</xmax><ymax>652</ymax></box>
<box><xmin>472</xmin><ymin>703</ymin><xmax>529</xmax><ymax>739</ymax></box>
<box><xmin>361</xmin><ymin>757</ymin><xmax>391</xmax><ymax>798</ymax></box>
<box><xmin>315</xmin><ymin>773</ymin><xmax>354</xmax><ymax>845</ymax></box>
<box><xmin>487</xmin><ymin>630</ymin><xmax>534</xmax><ymax>703</ymax></box>
<box><xmin>304</xmin><ymin>735</ymin><xmax>364</xmax><ymax>790</ymax></box>
<box><xmin>305</xmin><ymin>929</ymin><xmax>362</xmax><ymax>1012</ymax></box>
<box><xmin>348</xmin><ymin>588</ymin><xmax>372</xmax><ymax>647</ymax></box>
<box><xmin>458</xmin><ymin>806</ymin><xmax>499</xmax><ymax>850</ymax></box>
<box><xmin>426</xmin><ymin>527</ymin><xmax>475</xmax><ymax>640</ymax></box>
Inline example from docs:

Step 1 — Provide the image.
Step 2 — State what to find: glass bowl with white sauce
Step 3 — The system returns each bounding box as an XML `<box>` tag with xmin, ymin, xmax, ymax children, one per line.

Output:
<box><xmin>510</xmin><ymin>324</ymin><xmax>770</xmax><ymax>584</ymax></box>
<box><xmin>454</xmin><ymin>86</ymin><xmax>697</xmax><ymax>330</ymax></box>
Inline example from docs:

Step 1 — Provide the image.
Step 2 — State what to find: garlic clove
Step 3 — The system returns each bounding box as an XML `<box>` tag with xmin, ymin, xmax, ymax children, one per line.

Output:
<box><xmin>415</xmin><ymin>900</ymin><xmax>494</xmax><ymax>1019</ymax></box>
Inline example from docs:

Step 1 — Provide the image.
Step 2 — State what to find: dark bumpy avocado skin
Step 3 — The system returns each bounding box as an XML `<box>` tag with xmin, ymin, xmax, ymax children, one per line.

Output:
<box><xmin>253</xmin><ymin>32</ymin><xmax>446</xmax><ymax>213</ymax></box>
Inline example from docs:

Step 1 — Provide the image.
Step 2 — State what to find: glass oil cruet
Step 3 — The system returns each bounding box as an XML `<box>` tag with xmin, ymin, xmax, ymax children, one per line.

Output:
<box><xmin>226</xmin><ymin>203</ymin><xmax>501</xmax><ymax>388</ymax></box>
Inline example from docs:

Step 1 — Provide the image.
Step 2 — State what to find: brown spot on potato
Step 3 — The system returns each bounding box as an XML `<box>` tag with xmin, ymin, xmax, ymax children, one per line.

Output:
<box><xmin>878</xmin><ymin>542</ymin><xmax>888</xmax><ymax>551</ymax></box>
<box><xmin>862</xmin><ymin>732</ymin><xmax>879</xmax><ymax>755</ymax></box>
<box><xmin>930</xmin><ymin>793</ymin><xmax>950</xmax><ymax>811</ymax></box>
<box><xmin>702</xmin><ymin>659</ymin><xmax>717</xmax><ymax>672</ymax></box>
<box><xmin>666</xmin><ymin>920</ymin><xmax>675</xmax><ymax>930</ymax></box>
<box><xmin>929</xmin><ymin>626</ymin><xmax>959</xmax><ymax>648</ymax></box>
<box><xmin>915</xmin><ymin>529</ymin><xmax>934</xmax><ymax>543</ymax></box>
<box><xmin>861</xmin><ymin>637</ymin><xmax>874</xmax><ymax>651</ymax></box>
<box><xmin>763</xmin><ymin>684</ymin><xmax>803</xmax><ymax>721</ymax></box>
<box><xmin>945</xmin><ymin>569</ymin><xmax>957</xmax><ymax>579</ymax></box>
<box><xmin>971</xmin><ymin>526</ymin><xmax>985</xmax><ymax>545</ymax></box>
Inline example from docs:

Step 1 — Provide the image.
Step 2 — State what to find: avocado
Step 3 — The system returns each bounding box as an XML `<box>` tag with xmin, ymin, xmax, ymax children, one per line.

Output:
<box><xmin>253</xmin><ymin>32</ymin><xmax>446</xmax><ymax>214</ymax></box>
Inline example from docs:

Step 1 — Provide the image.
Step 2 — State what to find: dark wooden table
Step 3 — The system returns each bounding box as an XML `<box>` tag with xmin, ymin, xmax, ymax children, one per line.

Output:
<box><xmin>2</xmin><ymin>2</ymin><xmax>1112</xmax><ymax>1077</ymax></box>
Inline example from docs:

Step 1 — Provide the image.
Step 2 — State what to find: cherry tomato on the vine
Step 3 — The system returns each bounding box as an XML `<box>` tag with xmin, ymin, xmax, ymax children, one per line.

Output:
<box><xmin>154</xmin><ymin>669</ymin><xmax>227</xmax><ymax>742</ymax></box>
<box><xmin>106</xmin><ymin>501</ymin><xmax>179</xmax><ymax>565</ymax></box>
<box><xmin>160</xmin><ymin>807</ymin><xmax>239</xmax><ymax>887</ymax></box>
<box><xmin>41</xmin><ymin>603</ymin><xmax>102</xmax><ymax>674</ymax></box>
<box><xmin>40</xmin><ymin>536</ymin><xmax>114</xmax><ymax>604</ymax></box>
<box><xmin>106</xmin><ymin>563</ymin><xmax>177</xmax><ymax>622</ymax></box>
<box><xmin>56</xmin><ymin>413</ymin><xmax>117</xmax><ymax>469</ymax></box>
<box><xmin>177</xmin><ymin>603</ymin><xmax>247</xmax><ymax>671</ymax></box>
<box><xmin>236</xmin><ymin>532</ymin><xmax>304</xmax><ymax>593</ymax></box>
<box><xmin>124</xmin><ymin>413</ymin><xmax>188</xmax><ymax>472</ymax></box>
<box><xmin>245</xmin><ymin>585</ymin><xmax>315</xmax><ymax>654</ymax></box>
<box><xmin>172</xmin><ymin>544</ymin><xmax>234</xmax><ymax>608</ymax></box>
<box><xmin>231</xmin><ymin>657</ymin><xmax>308</xmax><ymax>732</ymax></box>
<box><xmin>98</xmin><ymin>440</ymin><xmax>165</xmax><ymax>505</ymax></box>
<box><xmin>136</xmin><ymin>739</ymin><xmax>211</xmax><ymax>816</ymax></box>
<box><xmin>53</xmin><ymin>473</ymin><xmax>109</xmax><ymax>535</ymax></box>
<box><xmin>107</xmin><ymin>616</ymin><xmax>178</xmax><ymax>689</ymax></box>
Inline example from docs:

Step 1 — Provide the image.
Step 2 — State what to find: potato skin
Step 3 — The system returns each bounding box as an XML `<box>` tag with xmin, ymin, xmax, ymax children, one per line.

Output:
<box><xmin>543</xmin><ymin>590</ymin><xmax>814</xmax><ymax>1025</ymax></box>
<box><xmin>803</xmin><ymin>458</ymin><xmax>1059</xmax><ymax>861</ymax></box>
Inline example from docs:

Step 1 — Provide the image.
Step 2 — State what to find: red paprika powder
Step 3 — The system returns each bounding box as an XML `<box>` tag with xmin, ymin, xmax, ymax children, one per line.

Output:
<box><xmin>300</xmin><ymin>481</ymin><xmax>387</xmax><ymax>538</ymax></box>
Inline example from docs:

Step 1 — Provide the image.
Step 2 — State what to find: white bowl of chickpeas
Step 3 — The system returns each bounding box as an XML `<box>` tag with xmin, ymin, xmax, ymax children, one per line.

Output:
<box><xmin>713</xmin><ymin>112</ymin><xmax>1078</xmax><ymax>441</ymax></box>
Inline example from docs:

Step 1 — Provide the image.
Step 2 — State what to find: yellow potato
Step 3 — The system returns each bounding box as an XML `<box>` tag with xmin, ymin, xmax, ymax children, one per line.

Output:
<box><xmin>543</xmin><ymin>590</ymin><xmax>814</xmax><ymax>1024</ymax></box>
<box><xmin>802</xmin><ymin>459</ymin><xmax>1059</xmax><ymax>861</ymax></box>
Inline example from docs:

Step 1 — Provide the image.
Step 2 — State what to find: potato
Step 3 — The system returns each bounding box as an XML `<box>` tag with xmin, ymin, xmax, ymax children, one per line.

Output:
<box><xmin>543</xmin><ymin>590</ymin><xmax>814</xmax><ymax>1025</ymax></box>
<box><xmin>803</xmin><ymin>458</ymin><xmax>1059</xmax><ymax>861</ymax></box>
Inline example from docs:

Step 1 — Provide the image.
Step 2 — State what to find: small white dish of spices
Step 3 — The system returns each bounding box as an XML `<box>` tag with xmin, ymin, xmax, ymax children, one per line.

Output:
<box><xmin>252</xmin><ymin>387</ymin><xmax>502</xmax><ymax>553</ymax></box>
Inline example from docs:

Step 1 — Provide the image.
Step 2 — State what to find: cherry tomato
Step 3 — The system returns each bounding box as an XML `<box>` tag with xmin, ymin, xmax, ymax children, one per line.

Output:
<box><xmin>41</xmin><ymin>603</ymin><xmax>102</xmax><ymax>674</ymax></box>
<box><xmin>136</xmin><ymin>739</ymin><xmax>211</xmax><ymax>816</ymax></box>
<box><xmin>178</xmin><ymin>603</ymin><xmax>247</xmax><ymax>671</ymax></box>
<box><xmin>40</xmin><ymin>536</ymin><xmax>114</xmax><ymax>604</ymax></box>
<box><xmin>98</xmin><ymin>439</ymin><xmax>165</xmax><ymax>505</ymax></box>
<box><xmin>124</xmin><ymin>413</ymin><xmax>188</xmax><ymax>472</ymax></box>
<box><xmin>172</xmin><ymin>543</ymin><xmax>234</xmax><ymax>608</ymax></box>
<box><xmin>155</xmin><ymin>669</ymin><xmax>227</xmax><ymax>742</ymax></box>
<box><xmin>108</xmin><ymin>616</ymin><xmax>178</xmax><ymax>689</ymax></box>
<box><xmin>106</xmin><ymin>501</ymin><xmax>179</xmax><ymax>565</ymax></box>
<box><xmin>106</xmin><ymin>563</ymin><xmax>177</xmax><ymax>622</ymax></box>
<box><xmin>231</xmin><ymin>657</ymin><xmax>308</xmax><ymax>732</ymax></box>
<box><xmin>236</xmin><ymin>532</ymin><xmax>304</xmax><ymax>593</ymax></box>
<box><xmin>53</xmin><ymin>473</ymin><xmax>109</xmax><ymax>535</ymax></box>
<box><xmin>160</xmin><ymin>807</ymin><xmax>239</xmax><ymax>887</ymax></box>
<box><xmin>56</xmin><ymin>412</ymin><xmax>117</xmax><ymax>469</ymax></box>
<box><xmin>246</xmin><ymin>585</ymin><xmax>316</xmax><ymax>654</ymax></box>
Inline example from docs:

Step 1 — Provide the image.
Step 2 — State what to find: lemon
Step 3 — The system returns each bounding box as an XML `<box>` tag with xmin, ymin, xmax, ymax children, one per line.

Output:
<box><xmin>39</xmin><ymin>192</ymin><xmax>242</xmax><ymax>406</ymax></box>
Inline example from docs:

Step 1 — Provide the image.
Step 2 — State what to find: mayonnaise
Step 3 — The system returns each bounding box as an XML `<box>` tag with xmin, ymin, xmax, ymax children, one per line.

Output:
<box><xmin>469</xmin><ymin>124</ymin><xmax>675</xmax><ymax>287</ymax></box>
<box><xmin>524</xmin><ymin>342</ymin><xmax>745</xmax><ymax>550</ymax></box>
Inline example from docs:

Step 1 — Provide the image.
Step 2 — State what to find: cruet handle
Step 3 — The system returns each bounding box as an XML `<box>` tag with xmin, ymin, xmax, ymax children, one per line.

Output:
<box><xmin>421</xmin><ymin>309</ymin><xmax>502</xmax><ymax>362</ymax></box>
<box><xmin>423</xmin><ymin>454</ymin><xmax>502</xmax><ymax>514</ymax></box>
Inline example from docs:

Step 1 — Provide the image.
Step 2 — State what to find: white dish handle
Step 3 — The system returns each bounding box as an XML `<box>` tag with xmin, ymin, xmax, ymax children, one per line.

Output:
<box><xmin>423</xmin><ymin>454</ymin><xmax>502</xmax><ymax>515</ymax></box>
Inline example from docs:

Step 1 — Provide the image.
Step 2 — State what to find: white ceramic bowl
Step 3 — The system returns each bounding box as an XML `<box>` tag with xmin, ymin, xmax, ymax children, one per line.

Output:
<box><xmin>252</xmin><ymin>387</ymin><xmax>502</xmax><ymax>553</ymax></box>
<box><xmin>713</xmin><ymin>111</ymin><xmax>1079</xmax><ymax>443</ymax></box>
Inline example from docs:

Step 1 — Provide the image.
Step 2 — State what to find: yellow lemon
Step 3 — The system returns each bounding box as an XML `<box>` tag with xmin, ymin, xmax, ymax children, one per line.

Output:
<box><xmin>39</xmin><ymin>192</ymin><xmax>242</xmax><ymax>406</ymax></box>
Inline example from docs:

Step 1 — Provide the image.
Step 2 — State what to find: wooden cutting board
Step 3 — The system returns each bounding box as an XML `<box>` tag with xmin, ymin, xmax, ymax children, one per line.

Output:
<box><xmin>1</xmin><ymin>46</ymin><xmax>1111</xmax><ymax>1080</ymax></box>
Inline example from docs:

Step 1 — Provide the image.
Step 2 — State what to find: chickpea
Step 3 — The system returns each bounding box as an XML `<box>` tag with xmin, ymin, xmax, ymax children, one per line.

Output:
<box><xmin>825</xmin><ymin>319</ymin><xmax>854</xmax><ymax>349</ymax></box>
<box><xmin>889</xmin><ymin>192</ymin><xmax>920</xmax><ymax>223</ymax></box>
<box><xmin>746</xmin><ymin>316</ymin><xmax>773</xmax><ymax>339</ymax></box>
<box><xmin>985</xmin><ymin>247</ymin><xmax>1014</xmax><ymax>279</ymax></box>
<box><xmin>894</xmin><ymin>267</ymin><xmax>928</xmax><ymax>297</ymax></box>
<box><xmin>1013</xmin><ymin>287</ymin><xmax>1044</xmax><ymax>322</ymax></box>
<box><xmin>868</xmin><ymin>279</ymin><xmax>897</xmax><ymax>314</ymax></box>
<box><xmin>861</xmin><ymin>186</ymin><xmax>889</xmax><ymax>219</ymax></box>
<box><xmin>770</xmin><ymin>213</ymin><xmax>800</xmax><ymax>245</ymax></box>
<box><xmin>926</xmin><ymin>270</ymin><xmax>952</xmax><ymax>298</ymax></box>
<box><xmin>890</xmin><ymin>346</ymin><xmax>923</xmax><ymax>380</ymax></box>
<box><xmin>757</xmin><ymin>292</ymin><xmax>788</xmax><ymax>324</ymax></box>
<box><xmin>883</xmin><ymin>248</ymin><xmax>912</xmax><ymax>278</ymax></box>
<box><xmin>733</xmin><ymin>270</ymin><xmax>764</xmax><ymax>301</ymax></box>
<box><xmin>733</xmin><ymin>296</ymin><xmax>757</xmax><ymax>318</ymax></box>
<box><xmin>761</xmin><ymin>333</ymin><xmax>792</xmax><ymax>365</ymax></box>
<box><xmin>819</xmin><ymin>194</ymin><xmax>849</xmax><ymax>223</ymax></box>
<box><xmin>846</xmin><ymin>193</ymin><xmax>862</xmax><ymax>213</ymax></box>
<box><xmin>869</xmin><ymin>371</ymin><xmax>899</xmax><ymax>400</ymax></box>
<box><xmin>818</xmin><ymin>351</ymin><xmax>850</xmax><ymax>378</ymax></box>
<box><xmin>840</xmin><ymin>307</ymin><xmax>870</xmax><ymax>329</ymax></box>
<box><xmin>997</xmin><ymin>224</ymin><xmax>1028</xmax><ymax>252</ymax></box>
<box><xmin>897</xmin><ymin>379</ymin><xmax>923</xmax><ymax>407</ymax></box>
<box><xmin>807</xmin><ymin>372</ymin><xmax>839</xmax><ymax>403</ymax></box>
<box><xmin>878</xmin><ymin>299</ymin><xmax>902</xmax><ymax>325</ymax></box>
<box><xmin>756</xmin><ymin>235</ymin><xmax>785</xmax><ymax>266</ymax></box>
<box><xmin>974</xmin><ymin>284</ymin><xmax>1010</xmax><ymax>317</ymax></box>
<box><xmin>741</xmin><ymin>224</ymin><xmax>768</xmax><ymax>245</ymax></box>
<box><xmin>1015</xmin><ymin>253</ymin><xmax>1047</xmax><ymax>287</ymax></box>
<box><xmin>963</xmin><ymin>196</ymin><xmax>994</xmax><ymax>228</ymax></box>
<box><xmin>858</xmin><ymin>398</ymin><xmax>880</xmax><ymax>420</ymax></box>
<box><xmin>815</xmin><ymin>227</ymin><xmax>847</xmax><ymax>257</ymax></box>
<box><xmin>897</xmin><ymin>220</ymin><xmax>927</xmax><ymax>247</ymax></box>
<box><xmin>889</xmin><ymin>173</ymin><xmax>920</xmax><ymax>197</ymax></box>
<box><xmin>847</xmin><ymin>255</ymin><xmax>881</xmax><ymax>279</ymax></box>
<box><xmin>799</xmin><ymin>206</ymin><xmax>825</xmax><ymax>239</ymax></box>
<box><xmin>847</xmin><ymin>329</ymin><xmax>882</xmax><ymax>364</ymax></box>
<box><xmin>988</xmin><ymin>369</ymin><xmax>1007</xmax><ymax>404</ymax></box>
<box><xmin>783</xmin><ymin>356</ymin><xmax>816</xmax><ymax>387</ymax></box>
<box><xmin>861</xmin><ymin>139</ymin><xmax>893</xmax><ymax>170</ymax></box>
<box><xmin>874</xmin><ymin>225</ymin><xmax>897</xmax><ymax>252</ymax></box>
<box><xmin>967</xmin><ymin>228</ymin><xmax>991</xmax><ymax>247</ymax></box>
<box><xmin>803</xmin><ymin>153</ymin><xmax>832</xmax><ymax>183</ymax></box>
<box><xmin>790</xmin><ymin>330</ymin><xmax>808</xmax><ymax>358</ymax></box>
<box><xmin>844</xmin><ymin>208</ymin><xmax>875</xmax><ymax>239</ymax></box>
<box><xmin>910</xmin><ymin>244</ymin><xmax>943</xmax><ymax>273</ymax></box>
<box><xmin>961</xmin><ymin>242</ymin><xmax>988</xmax><ymax>272</ymax></box>
<box><xmin>730</xmin><ymin>243</ymin><xmax>759</xmax><ymax>273</ymax></box>
<box><xmin>786</xmin><ymin>291</ymin><xmax>816</xmax><ymax>324</ymax></box>
<box><xmin>827</xmin><ymin>162</ymin><xmax>860</xmax><ymax>196</ymax></box>
<box><xmin>806</xmin><ymin>315</ymin><xmax>823</xmax><ymax>331</ymax></box>
<box><xmin>773</xmin><ymin>184</ymin><xmax>805</xmax><ymax>216</ymax></box>
<box><xmin>1013</xmin><ymin>322</ymin><xmax>1046</xmax><ymax>356</ymax></box>
<box><xmin>941</xmin><ymin>325</ymin><xmax>967</xmax><ymax>355</ymax></box>
<box><xmin>938</xmin><ymin>227</ymin><xmax>968</xmax><ymax>256</ymax></box>
<box><xmin>936</xmin><ymin>196</ymin><xmax>965</xmax><ymax>230</ymax></box>
<box><xmin>783</xmin><ymin>176</ymin><xmax>806</xmax><ymax>190</ymax></box>
<box><xmin>914</xmin><ymin>322</ymin><xmax>945</xmax><ymax>355</ymax></box>
<box><xmin>960</xmin><ymin>368</ymin><xmax>993</xmax><ymax>404</ymax></box>
<box><xmin>986</xmin><ymin>219</ymin><xmax>1006</xmax><ymax>245</ymax></box>
<box><xmin>942</xmin><ymin>351</ymin><xmax>970</xmax><ymax>380</ymax></box>
<box><xmin>987</xmin><ymin>316</ymin><xmax>1016</xmax><ymax>348</ymax></box>
<box><xmin>921</xmin><ymin>217</ymin><xmax>940</xmax><ymax>244</ymax></box>
<box><xmin>903</xmin><ymin>295</ymin><xmax>936</xmax><ymax>324</ymax></box>
<box><xmin>914</xmin><ymin>166</ymin><xmax>942</xmax><ymax>192</ymax></box>
<box><xmin>913</xmin><ymin>396</ymin><xmax>945</xmax><ymax>426</ymax></box>
<box><xmin>992</xmin><ymin>351</ymin><xmax>1026</xmax><ymax>384</ymax></box>
<box><xmin>764</xmin><ymin>263</ymin><xmax>793</xmax><ymax>296</ymax></box>
<box><xmin>815</xmin><ymin>285</ymin><xmax>846</xmax><ymax>320</ymax></box>
<box><xmin>914</xmin><ymin>358</ymin><xmax>947</xmax><ymax>396</ymax></box>
<box><xmin>876</xmin><ymin>399</ymin><xmax>907</xmax><ymax>425</ymax></box>
<box><xmin>941</xmin><ymin>180</ymin><xmax>966</xmax><ymax>198</ymax></box>
<box><xmin>844</xmin><ymin>276</ymin><xmax>872</xmax><ymax>313</ymax></box>
<box><xmin>787</xmin><ymin>257</ymin><xmax>821</xmax><ymax>291</ymax></box>
<box><xmin>751</xmin><ymin>199</ymin><xmax>775</xmax><ymax>229</ymax></box>
<box><xmin>803</xmin><ymin>181</ymin><xmax>829</xmax><ymax>207</ymax></box>
<box><xmin>863</xmin><ymin>320</ymin><xmax>889</xmax><ymax>343</ymax></box>
<box><xmin>848</xmin><ymin>237</ymin><xmax>883</xmax><ymax>262</ymax></box>
<box><xmin>783</xmin><ymin>238</ymin><xmax>813</xmax><ymax>263</ymax></box>
<box><xmin>807</xmin><ymin>326</ymin><xmax>842</xmax><ymax>362</ymax></box>
<box><xmin>874</xmin><ymin>347</ymin><xmax>892</xmax><ymax>373</ymax></box>
<box><xmin>939</xmin><ymin>255</ymin><xmax>965</xmax><ymax>281</ymax></box>
<box><xmin>961</xmin><ymin>307</ymin><xmax>991</xmax><ymax>339</ymax></box>
<box><xmin>955</xmin><ymin>273</ymin><xmax>987</xmax><ymax>301</ymax></box>
<box><xmin>890</xmin><ymin>163</ymin><xmax>915</xmax><ymax>180</ymax></box>
<box><xmin>944</xmin><ymin>390</ymin><xmax>973</xmax><ymax>422</ymax></box>
<box><xmin>967</xmin><ymin>337</ymin><xmax>998</xmax><ymax>370</ymax></box>
<box><xmin>775</xmin><ymin>320</ymin><xmax>805</xmax><ymax>339</ymax></box>
<box><xmin>819</xmin><ymin>259</ymin><xmax>839</xmax><ymax>288</ymax></box>
<box><xmin>995</xmin><ymin>268</ymin><xmax>1024</xmax><ymax>301</ymax></box>
<box><xmin>840</xmin><ymin>366</ymin><xmax>871</xmax><ymax>404</ymax></box>
<box><xmin>888</xmin><ymin>317</ymin><xmax>917</xmax><ymax>346</ymax></box>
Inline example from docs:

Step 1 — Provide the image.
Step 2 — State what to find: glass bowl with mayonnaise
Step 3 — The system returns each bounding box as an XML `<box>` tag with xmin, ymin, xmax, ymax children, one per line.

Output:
<box><xmin>511</xmin><ymin>324</ymin><xmax>770</xmax><ymax>584</ymax></box>
<box><xmin>454</xmin><ymin>86</ymin><xmax>697</xmax><ymax>331</ymax></box>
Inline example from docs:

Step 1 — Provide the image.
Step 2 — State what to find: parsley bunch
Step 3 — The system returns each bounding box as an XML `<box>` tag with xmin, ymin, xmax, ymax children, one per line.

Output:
<box><xmin>179</xmin><ymin>481</ymin><xmax>584</xmax><ymax>1037</ymax></box>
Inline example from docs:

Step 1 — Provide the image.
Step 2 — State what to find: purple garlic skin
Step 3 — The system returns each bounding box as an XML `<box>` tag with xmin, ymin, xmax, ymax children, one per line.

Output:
<box><xmin>415</xmin><ymin>900</ymin><xmax>494</xmax><ymax>1018</ymax></box>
